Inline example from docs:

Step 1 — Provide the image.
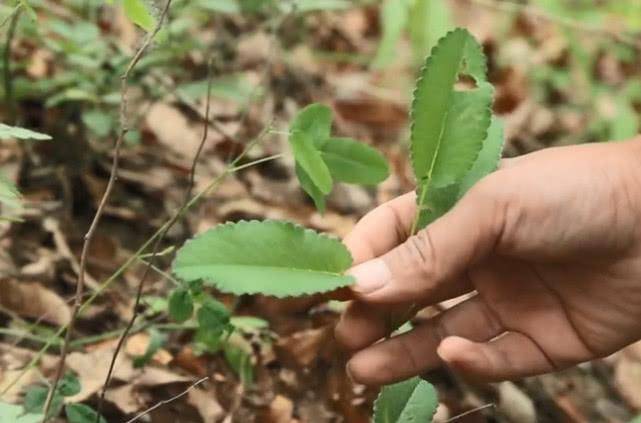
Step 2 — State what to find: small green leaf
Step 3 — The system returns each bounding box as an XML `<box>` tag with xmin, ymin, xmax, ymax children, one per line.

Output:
<box><xmin>373</xmin><ymin>377</ymin><xmax>438</xmax><ymax>423</ymax></box>
<box><xmin>224</xmin><ymin>334</ymin><xmax>254</xmax><ymax>386</ymax></box>
<box><xmin>409</xmin><ymin>0</ymin><xmax>453</xmax><ymax>64</ymax></box>
<box><xmin>321</xmin><ymin>137</ymin><xmax>390</xmax><ymax>185</ymax></box>
<box><xmin>123</xmin><ymin>0</ymin><xmax>156</xmax><ymax>32</ymax></box>
<box><xmin>169</xmin><ymin>288</ymin><xmax>194</xmax><ymax>323</ymax></box>
<box><xmin>290</xmin><ymin>103</ymin><xmax>333</xmax><ymax>149</ymax></box>
<box><xmin>0</xmin><ymin>123</ymin><xmax>51</xmax><ymax>141</ymax></box>
<box><xmin>230</xmin><ymin>316</ymin><xmax>269</xmax><ymax>332</ymax></box>
<box><xmin>197</xmin><ymin>297</ymin><xmax>230</xmax><ymax>329</ymax></box>
<box><xmin>133</xmin><ymin>328</ymin><xmax>166</xmax><ymax>368</ymax></box>
<box><xmin>173</xmin><ymin>220</ymin><xmax>354</xmax><ymax>297</ymax></box>
<box><xmin>289</xmin><ymin>131</ymin><xmax>333</xmax><ymax>195</ymax></box>
<box><xmin>65</xmin><ymin>404</ymin><xmax>107</xmax><ymax>423</ymax></box>
<box><xmin>24</xmin><ymin>387</ymin><xmax>63</xmax><ymax>418</ymax></box>
<box><xmin>194</xmin><ymin>297</ymin><xmax>232</xmax><ymax>353</ymax></box>
<box><xmin>82</xmin><ymin>110</ymin><xmax>113</xmax><ymax>138</ymax></box>
<box><xmin>18</xmin><ymin>0</ymin><xmax>38</xmax><ymax>21</ymax></box>
<box><xmin>296</xmin><ymin>163</ymin><xmax>327</xmax><ymax>213</ymax></box>
<box><xmin>372</xmin><ymin>0</ymin><xmax>411</xmax><ymax>68</ymax></box>
<box><xmin>58</xmin><ymin>373</ymin><xmax>81</xmax><ymax>397</ymax></box>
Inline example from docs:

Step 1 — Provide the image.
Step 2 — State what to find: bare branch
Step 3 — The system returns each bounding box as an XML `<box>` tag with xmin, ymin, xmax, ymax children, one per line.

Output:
<box><xmin>123</xmin><ymin>377</ymin><xmax>209</xmax><ymax>423</ymax></box>
<box><xmin>41</xmin><ymin>2</ymin><xmax>175</xmax><ymax>421</ymax></box>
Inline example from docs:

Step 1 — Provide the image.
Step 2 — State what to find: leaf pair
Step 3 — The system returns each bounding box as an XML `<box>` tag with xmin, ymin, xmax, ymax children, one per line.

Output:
<box><xmin>290</xmin><ymin>104</ymin><xmax>389</xmax><ymax>213</ymax></box>
<box><xmin>410</xmin><ymin>28</ymin><xmax>504</xmax><ymax>231</ymax></box>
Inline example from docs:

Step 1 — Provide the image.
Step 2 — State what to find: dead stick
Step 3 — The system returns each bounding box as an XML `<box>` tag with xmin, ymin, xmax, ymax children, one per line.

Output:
<box><xmin>41</xmin><ymin>1</ymin><xmax>174</xmax><ymax>421</ymax></box>
<box><xmin>123</xmin><ymin>377</ymin><xmax>209</xmax><ymax>423</ymax></box>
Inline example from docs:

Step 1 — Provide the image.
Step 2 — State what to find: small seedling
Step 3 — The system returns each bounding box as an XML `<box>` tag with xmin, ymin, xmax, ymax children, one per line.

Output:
<box><xmin>172</xmin><ymin>28</ymin><xmax>504</xmax><ymax>421</ymax></box>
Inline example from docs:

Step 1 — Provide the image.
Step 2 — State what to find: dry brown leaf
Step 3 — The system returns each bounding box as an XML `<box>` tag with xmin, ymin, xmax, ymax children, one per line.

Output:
<box><xmin>263</xmin><ymin>395</ymin><xmax>294</xmax><ymax>423</ymax></box>
<box><xmin>145</xmin><ymin>103</ymin><xmax>206</xmax><ymax>160</ymax></box>
<box><xmin>0</xmin><ymin>279</ymin><xmax>71</xmax><ymax>326</ymax></box>
<box><xmin>187</xmin><ymin>387</ymin><xmax>225</xmax><ymax>423</ymax></box>
<box><xmin>104</xmin><ymin>384</ymin><xmax>141</xmax><ymax>415</ymax></box>
<box><xmin>175</xmin><ymin>346</ymin><xmax>208</xmax><ymax>377</ymax></box>
<box><xmin>276</xmin><ymin>326</ymin><xmax>332</xmax><ymax>368</ymax></box>
<box><xmin>65</xmin><ymin>347</ymin><xmax>137</xmax><ymax>402</ymax></box>
<box><xmin>126</xmin><ymin>332</ymin><xmax>173</xmax><ymax>366</ymax></box>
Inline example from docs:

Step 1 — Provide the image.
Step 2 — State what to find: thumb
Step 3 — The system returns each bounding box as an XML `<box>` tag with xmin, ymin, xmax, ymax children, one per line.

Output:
<box><xmin>349</xmin><ymin>181</ymin><xmax>504</xmax><ymax>305</ymax></box>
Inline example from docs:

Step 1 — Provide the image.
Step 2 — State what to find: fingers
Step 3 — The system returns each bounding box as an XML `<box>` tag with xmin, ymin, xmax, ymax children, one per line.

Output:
<box><xmin>335</xmin><ymin>275</ymin><xmax>473</xmax><ymax>352</ymax></box>
<box><xmin>334</xmin><ymin>301</ymin><xmax>410</xmax><ymax>351</ymax></box>
<box><xmin>350</xmin><ymin>180</ymin><xmax>504</xmax><ymax>305</ymax></box>
<box><xmin>343</xmin><ymin>192</ymin><xmax>416</xmax><ymax>265</ymax></box>
<box><xmin>346</xmin><ymin>295</ymin><xmax>504</xmax><ymax>385</ymax></box>
<box><xmin>437</xmin><ymin>332</ymin><xmax>557</xmax><ymax>382</ymax></box>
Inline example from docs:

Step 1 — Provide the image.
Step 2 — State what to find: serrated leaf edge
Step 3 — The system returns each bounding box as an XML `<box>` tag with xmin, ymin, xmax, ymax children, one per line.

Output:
<box><xmin>172</xmin><ymin>219</ymin><xmax>354</xmax><ymax>299</ymax></box>
<box><xmin>409</xmin><ymin>27</ymin><xmax>493</xmax><ymax>185</ymax></box>
<box><xmin>372</xmin><ymin>378</ymin><xmax>439</xmax><ymax>423</ymax></box>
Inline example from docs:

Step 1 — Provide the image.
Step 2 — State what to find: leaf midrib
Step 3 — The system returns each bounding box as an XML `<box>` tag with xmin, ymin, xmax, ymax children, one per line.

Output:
<box><xmin>175</xmin><ymin>263</ymin><xmax>348</xmax><ymax>278</ymax></box>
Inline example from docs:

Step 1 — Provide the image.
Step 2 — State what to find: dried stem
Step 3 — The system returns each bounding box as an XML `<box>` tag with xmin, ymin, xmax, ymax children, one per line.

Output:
<box><xmin>444</xmin><ymin>403</ymin><xmax>495</xmax><ymax>422</ymax></box>
<box><xmin>123</xmin><ymin>377</ymin><xmax>209</xmax><ymax>423</ymax></box>
<box><xmin>40</xmin><ymin>2</ymin><xmax>174</xmax><ymax>421</ymax></box>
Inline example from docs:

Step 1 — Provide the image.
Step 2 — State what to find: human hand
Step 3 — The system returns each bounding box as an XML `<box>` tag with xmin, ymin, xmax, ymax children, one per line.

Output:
<box><xmin>335</xmin><ymin>138</ymin><xmax>641</xmax><ymax>385</ymax></box>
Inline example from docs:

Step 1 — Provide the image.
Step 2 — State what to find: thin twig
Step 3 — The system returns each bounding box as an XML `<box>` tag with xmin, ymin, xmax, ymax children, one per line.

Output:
<box><xmin>186</xmin><ymin>56</ymin><xmax>215</xmax><ymax>202</ymax></box>
<box><xmin>90</xmin><ymin>3</ymin><xmax>175</xmax><ymax>421</ymax></box>
<box><xmin>123</xmin><ymin>377</ymin><xmax>209</xmax><ymax>423</ymax></box>
<box><xmin>444</xmin><ymin>403</ymin><xmax>495</xmax><ymax>422</ymax></box>
<box><xmin>0</xmin><ymin>4</ymin><xmax>21</xmax><ymax>31</ymax></box>
<box><xmin>468</xmin><ymin>0</ymin><xmax>641</xmax><ymax>49</ymax></box>
<box><xmin>41</xmin><ymin>2</ymin><xmax>174</xmax><ymax>421</ymax></box>
<box><xmin>3</xmin><ymin>6</ymin><xmax>20</xmax><ymax>125</ymax></box>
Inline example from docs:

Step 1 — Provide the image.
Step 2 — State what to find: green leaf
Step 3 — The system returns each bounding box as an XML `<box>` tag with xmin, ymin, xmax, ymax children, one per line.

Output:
<box><xmin>321</xmin><ymin>137</ymin><xmax>390</xmax><ymax>185</ymax></box>
<box><xmin>372</xmin><ymin>0</ymin><xmax>411</xmax><ymax>68</ymax></box>
<box><xmin>196</xmin><ymin>0</ymin><xmax>241</xmax><ymax>13</ymax></box>
<box><xmin>0</xmin><ymin>123</ymin><xmax>51</xmax><ymax>141</ymax></box>
<box><xmin>409</xmin><ymin>0</ymin><xmax>454</xmax><ymax>64</ymax></box>
<box><xmin>457</xmin><ymin>116</ymin><xmax>504</xmax><ymax>195</ymax></box>
<box><xmin>411</xmin><ymin>28</ymin><xmax>493</xmax><ymax>230</ymax></box>
<box><xmin>82</xmin><ymin>110</ymin><xmax>113</xmax><ymax>138</ymax></box>
<box><xmin>24</xmin><ymin>386</ymin><xmax>63</xmax><ymax>418</ymax></box>
<box><xmin>169</xmin><ymin>288</ymin><xmax>194</xmax><ymax>323</ymax></box>
<box><xmin>0</xmin><ymin>403</ymin><xmax>24</xmax><ymax>421</ymax></box>
<box><xmin>133</xmin><ymin>328</ymin><xmax>167</xmax><ymax>368</ymax></box>
<box><xmin>123</xmin><ymin>0</ymin><xmax>156</xmax><ymax>32</ymax></box>
<box><xmin>289</xmin><ymin>131</ymin><xmax>333</xmax><ymax>195</ymax></box>
<box><xmin>373</xmin><ymin>377</ymin><xmax>438</xmax><ymax>423</ymax></box>
<box><xmin>58</xmin><ymin>373</ymin><xmax>81</xmax><ymax>397</ymax></box>
<box><xmin>173</xmin><ymin>220</ymin><xmax>354</xmax><ymax>297</ymax></box>
<box><xmin>416</xmin><ymin>117</ymin><xmax>504</xmax><ymax>229</ymax></box>
<box><xmin>296</xmin><ymin>163</ymin><xmax>327</xmax><ymax>213</ymax></box>
<box><xmin>65</xmin><ymin>404</ymin><xmax>107</xmax><ymax>423</ymax></box>
<box><xmin>290</xmin><ymin>0</ymin><xmax>352</xmax><ymax>13</ymax></box>
<box><xmin>194</xmin><ymin>297</ymin><xmax>232</xmax><ymax>353</ymax></box>
<box><xmin>290</xmin><ymin>103</ymin><xmax>333</xmax><ymax>149</ymax></box>
<box><xmin>0</xmin><ymin>173</ymin><xmax>22</xmax><ymax>214</ymax></box>
<box><xmin>224</xmin><ymin>334</ymin><xmax>254</xmax><ymax>386</ymax></box>
<box><xmin>18</xmin><ymin>0</ymin><xmax>37</xmax><ymax>21</ymax></box>
<box><xmin>230</xmin><ymin>316</ymin><xmax>269</xmax><ymax>332</ymax></box>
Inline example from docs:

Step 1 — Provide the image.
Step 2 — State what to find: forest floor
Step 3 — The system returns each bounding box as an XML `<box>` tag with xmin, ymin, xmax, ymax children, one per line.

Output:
<box><xmin>1</xmin><ymin>0</ymin><xmax>641</xmax><ymax>422</ymax></box>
